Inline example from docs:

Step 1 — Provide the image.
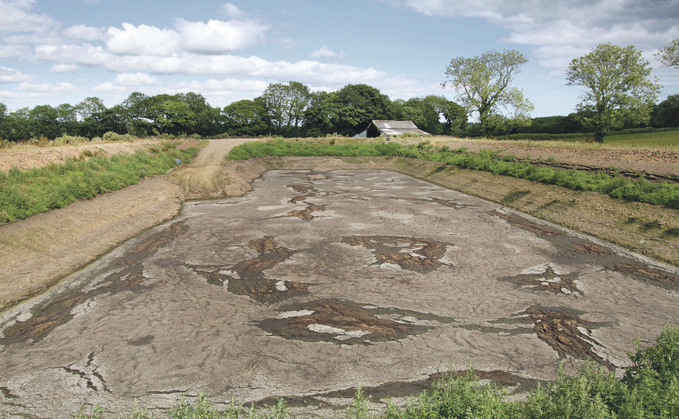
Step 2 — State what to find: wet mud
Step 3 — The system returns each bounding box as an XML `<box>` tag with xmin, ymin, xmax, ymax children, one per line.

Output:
<box><xmin>186</xmin><ymin>236</ymin><xmax>309</xmax><ymax>303</ymax></box>
<box><xmin>257</xmin><ymin>299</ymin><xmax>451</xmax><ymax>344</ymax></box>
<box><xmin>1</xmin><ymin>170</ymin><xmax>677</xmax><ymax>417</ymax></box>
<box><xmin>499</xmin><ymin>264</ymin><xmax>581</xmax><ymax>295</ymax></box>
<box><xmin>342</xmin><ymin>236</ymin><xmax>450</xmax><ymax>274</ymax></box>
<box><xmin>522</xmin><ymin>306</ymin><xmax>614</xmax><ymax>369</ymax></box>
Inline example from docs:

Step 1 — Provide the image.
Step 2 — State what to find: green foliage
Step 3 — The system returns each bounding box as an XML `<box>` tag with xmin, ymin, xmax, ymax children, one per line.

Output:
<box><xmin>657</xmin><ymin>38</ymin><xmax>679</xmax><ymax>68</ymax></box>
<box><xmin>385</xmin><ymin>370</ymin><xmax>519</xmax><ymax>418</ymax></box>
<box><xmin>0</xmin><ymin>144</ymin><xmax>197</xmax><ymax>224</ymax></box>
<box><xmin>567</xmin><ymin>43</ymin><xmax>660</xmax><ymax>142</ymax></box>
<box><xmin>228</xmin><ymin>140</ymin><xmax>679</xmax><ymax>209</ymax></box>
<box><xmin>103</xmin><ymin>131</ymin><xmax>137</xmax><ymax>142</ymax></box>
<box><xmin>443</xmin><ymin>49</ymin><xmax>533</xmax><ymax>135</ymax></box>
<box><xmin>652</xmin><ymin>95</ymin><xmax>679</xmax><ymax>128</ymax></box>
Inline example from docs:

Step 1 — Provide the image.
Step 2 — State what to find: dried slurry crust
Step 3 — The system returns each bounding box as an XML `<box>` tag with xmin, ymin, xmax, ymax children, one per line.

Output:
<box><xmin>342</xmin><ymin>235</ymin><xmax>450</xmax><ymax>274</ymax></box>
<box><xmin>0</xmin><ymin>222</ymin><xmax>188</xmax><ymax>345</ymax></box>
<box><xmin>489</xmin><ymin>210</ymin><xmax>679</xmax><ymax>292</ymax></box>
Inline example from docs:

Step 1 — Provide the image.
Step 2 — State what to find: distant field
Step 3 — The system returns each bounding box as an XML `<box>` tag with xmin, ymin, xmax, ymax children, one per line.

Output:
<box><xmin>501</xmin><ymin>128</ymin><xmax>679</xmax><ymax>148</ymax></box>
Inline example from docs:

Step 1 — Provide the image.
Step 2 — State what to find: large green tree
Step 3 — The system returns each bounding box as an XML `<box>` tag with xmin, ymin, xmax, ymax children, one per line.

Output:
<box><xmin>443</xmin><ymin>49</ymin><xmax>533</xmax><ymax>135</ymax></box>
<box><xmin>334</xmin><ymin>84</ymin><xmax>391</xmax><ymax>136</ymax></box>
<box><xmin>567</xmin><ymin>43</ymin><xmax>660</xmax><ymax>142</ymax></box>
<box><xmin>260</xmin><ymin>81</ymin><xmax>311</xmax><ymax>134</ymax></box>
<box><xmin>28</xmin><ymin>105</ymin><xmax>59</xmax><ymax>139</ymax></box>
<box><xmin>222</xmin><ymin>98</ymin><xmax>270</xmax><ymax>136</ymax></box>
<box><xmin>658</xmin><ymin>39</ymin><xmax>679</xmax><ymax>68</ymax></box>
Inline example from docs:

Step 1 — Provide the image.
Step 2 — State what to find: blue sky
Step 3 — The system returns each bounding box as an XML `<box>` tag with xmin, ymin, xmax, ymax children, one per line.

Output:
<box><xmin>1</xmin><ymin>0</ymin><xmax>678</xmax><ymax>118</ymax></box>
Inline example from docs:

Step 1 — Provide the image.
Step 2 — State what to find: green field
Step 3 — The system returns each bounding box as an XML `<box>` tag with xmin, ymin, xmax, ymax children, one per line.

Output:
<box><xmin>500</xmin><ymin>127</ymin><xmax>679</xmax><ymax>147</ymax></box>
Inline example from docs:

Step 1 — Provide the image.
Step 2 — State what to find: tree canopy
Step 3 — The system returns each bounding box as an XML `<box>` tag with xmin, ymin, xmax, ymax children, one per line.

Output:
<box><xmin>443</xmin><ymin>49</ymin><xmax>533</xmax><ymax>135</ymax></box>
<box><xmin>658</xmin><ymin>38</ymin><xmax>679</xmax><ymax>68</ymax></box>
<box><xmin>567</xmin><ymin>43</ymin><xmax>660</xmax><ymax>142</ymax></box>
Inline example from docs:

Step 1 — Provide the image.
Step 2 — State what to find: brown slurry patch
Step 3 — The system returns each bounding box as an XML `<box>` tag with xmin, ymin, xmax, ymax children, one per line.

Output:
<box><xmin>521</xmin><ymin>305</ymin><xmax>613</xmax><ymax>369</ymax></box>
<box><xmin>285</xmin><ymin>183</ymin><xmax>325</xmax><ymax>220</ymax></box>
<box><xmin>186</xmin><ymin>236</ymin><xmax>308</xmax><ymax>303</ymax></box>
<box><xmin>342</xmin><ymin>236</ymin><xmax>450</xmax><ymax>274</ymax></box>
<box><xmin>286</xmin><ymin>203</ymin><xmax>325</xmax><ymax>221</ymax></box>
<box><xmin>257</xmin><ymin>299</ymin><xmax>435</xmax><ymax>344</ymax></box>
<box><xmin>499</xmin><ymin>265</ymin><xmax>581</xmax><ymax>295</ymax></box>
<box><xmin>613</xmin><ymin>262</ymin><xmax>679</xmax><ymax>288</ymax></box>
<box><xmin>0</xmin><ymin>222</ymin><xmax>187</xmax><ymax>345</ymax></box>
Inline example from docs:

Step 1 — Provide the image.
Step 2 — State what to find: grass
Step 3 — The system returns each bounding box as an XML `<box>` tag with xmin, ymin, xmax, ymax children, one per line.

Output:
<box><xmin>70</xmin><ymin>325</ymin><xmax>679</xmax><ymax>418</ymax></box>
<box><xmin>500</xmin><ymin>127</ymin><xmax>679</xmax><ymax>148</ymax></box>
<box><xmin>0</xmin><ymin>143</ymin><xmax>197</xmax><ymax>224</ymax></box>
<box><xmin>228</xmin><ymin>139</ymin><xmax>679</xmax><ymax>209</ymax></box>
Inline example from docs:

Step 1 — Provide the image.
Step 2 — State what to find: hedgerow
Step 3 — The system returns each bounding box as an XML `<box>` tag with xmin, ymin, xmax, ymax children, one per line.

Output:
<box><xmin>228</xmin><ymin>140</ymin><xmax>679</xmax><ymax>209</ymax></box>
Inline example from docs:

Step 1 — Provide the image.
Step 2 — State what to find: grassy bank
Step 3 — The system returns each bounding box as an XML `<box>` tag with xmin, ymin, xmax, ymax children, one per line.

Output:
<box><xmin>71</xmin><ymin>325</ymin><xmax>679</xmax><ymax>418</ymax></box>
<box><xmin>0</xmin><ymin>143</ymin><xmax>197</xmax><ymax>223</ymax></box>
<box><xmin>228</xmin><ymin>139</ymin><xmax>679</xmax><ymax>209</ymax></box>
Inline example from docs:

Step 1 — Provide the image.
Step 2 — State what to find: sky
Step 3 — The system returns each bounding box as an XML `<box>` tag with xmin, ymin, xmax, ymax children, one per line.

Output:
<box><xmin>1</xmin><ymin>0</ymin><xmax>678</xmax><ymax>117</ymax></box>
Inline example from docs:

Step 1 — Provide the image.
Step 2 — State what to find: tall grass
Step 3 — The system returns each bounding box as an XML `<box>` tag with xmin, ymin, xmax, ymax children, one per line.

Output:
<box><xmin>228</xmin><ymin>140</ymin><xmax>679</xmax><ymax>209</ymax></box>
<box><xmin>0</xmin><ymin>143</ymin><xmax>197</xmax><ymax>223</ymax></box>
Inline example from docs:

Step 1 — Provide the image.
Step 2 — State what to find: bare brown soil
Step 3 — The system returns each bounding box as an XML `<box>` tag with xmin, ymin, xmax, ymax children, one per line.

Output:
<box><xmin>419</xmin><ymin>137</ymin><xmax>679</xmax><ymax>178</ymax></box>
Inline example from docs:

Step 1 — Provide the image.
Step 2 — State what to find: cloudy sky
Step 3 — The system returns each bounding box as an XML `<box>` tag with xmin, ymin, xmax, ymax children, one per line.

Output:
<box><xmin>1</xmin><ymin>0</ymin><xmax>678</xmax><ymax>117</ymax></box>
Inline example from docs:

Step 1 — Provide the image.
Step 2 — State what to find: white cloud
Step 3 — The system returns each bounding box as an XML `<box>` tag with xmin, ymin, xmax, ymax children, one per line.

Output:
<box><xmin>0</xmin><ymin>0</ymin><xmax>55</xmax><ymax>33</ymax></box>
<box><xmin>0</xmin><ymin>65</ymin><xmax>30</xmax><ymax>82</ymax></box>
<box><xmin>114</xmin><ymin>72</ymin><xmax>158</xmax><ymax>86</ymax></box>
<box><xmin>106</xmin><ymin>23</ymin><xmax>180</xmax><ymax>56</ymax></box>
<box><xmin>220</xmin><ymin>3</ymin><xmax>245</xmax><ymax>19</ymax></box>
<box><xmin>64</xmin><ymin>24</ymin><xmax>106</xmax><ymax>41</ymax></box>
<box><xmin>17</xmin><ymin>81</ymin><xmax>76</xmax><ymax>94</ymax></box>
<box><xmin>50</xmin><ymin>64</ymin><xmax>78</xmax><ymax>73</ymax></box>
<box><xmin>400</xmin><ymin>0</ymin><xmax>679</xmax><ymax>69</ymax></box>
<box><xmin>35</xmin><ymin>43</ymin><xmax>113</xmax><ymax>66</ymax></box>
<box><xmin>310</xmin><ymin>46</ymin><xmax>345</xmax><ymax>59</ymax></box>
<box><xmin>176</xmin><ymin>18</ymin><xmax>268</xmax><ymax>53</ymax></box>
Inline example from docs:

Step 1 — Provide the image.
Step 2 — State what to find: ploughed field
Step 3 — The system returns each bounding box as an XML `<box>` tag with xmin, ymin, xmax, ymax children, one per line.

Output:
<box><xmin>1</xmin><ymin>169</ymin><xmax>678</xmax><ymax>417</ymax></box>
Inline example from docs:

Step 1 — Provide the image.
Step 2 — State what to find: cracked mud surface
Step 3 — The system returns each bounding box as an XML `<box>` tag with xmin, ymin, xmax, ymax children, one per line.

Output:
<box><xmin>1</xmin><ymin>170</ymin><xmax>678</xmax><ymax>417</ymax></box>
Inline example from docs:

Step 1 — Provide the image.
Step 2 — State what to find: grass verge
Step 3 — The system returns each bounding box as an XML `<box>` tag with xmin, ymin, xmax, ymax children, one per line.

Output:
<box><xmin>0</xmin><ymin>143</ymin><xmax>197</xmax><ymax>224</ymax></box>
<box><xmin>71</xmin><ymin>325</ymin><xmax>679</xmax><ymax>418</ymax></box>
<box><xmin>228</xmin><ymin>139</ymin><xmax>679</xmax><ymax>209</ymax></box>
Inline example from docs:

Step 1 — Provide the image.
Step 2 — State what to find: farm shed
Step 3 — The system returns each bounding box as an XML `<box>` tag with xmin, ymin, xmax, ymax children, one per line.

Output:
<box><xmin>354</xmin><ymin>120</ymin><xmax>431</xmax><ymax>138</ymax></box>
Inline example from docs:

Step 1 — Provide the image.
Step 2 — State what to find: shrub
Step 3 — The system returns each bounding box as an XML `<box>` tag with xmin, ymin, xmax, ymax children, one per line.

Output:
<box><xmin>103</xmin><ymin>131</ymin><xmax>136</xmax><ymax>142</ymax></box>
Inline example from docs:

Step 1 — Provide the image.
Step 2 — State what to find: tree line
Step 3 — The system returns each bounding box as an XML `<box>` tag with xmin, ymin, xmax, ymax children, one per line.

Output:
<box><xmin>0</xmin><ymin>84</ymin><xmax>467</xmax><ymax>142</ymax></box>
<box><xmin>1</xmin><ymin>40</ymin><xmax>678</xmax><ymax>143</ymax></box>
